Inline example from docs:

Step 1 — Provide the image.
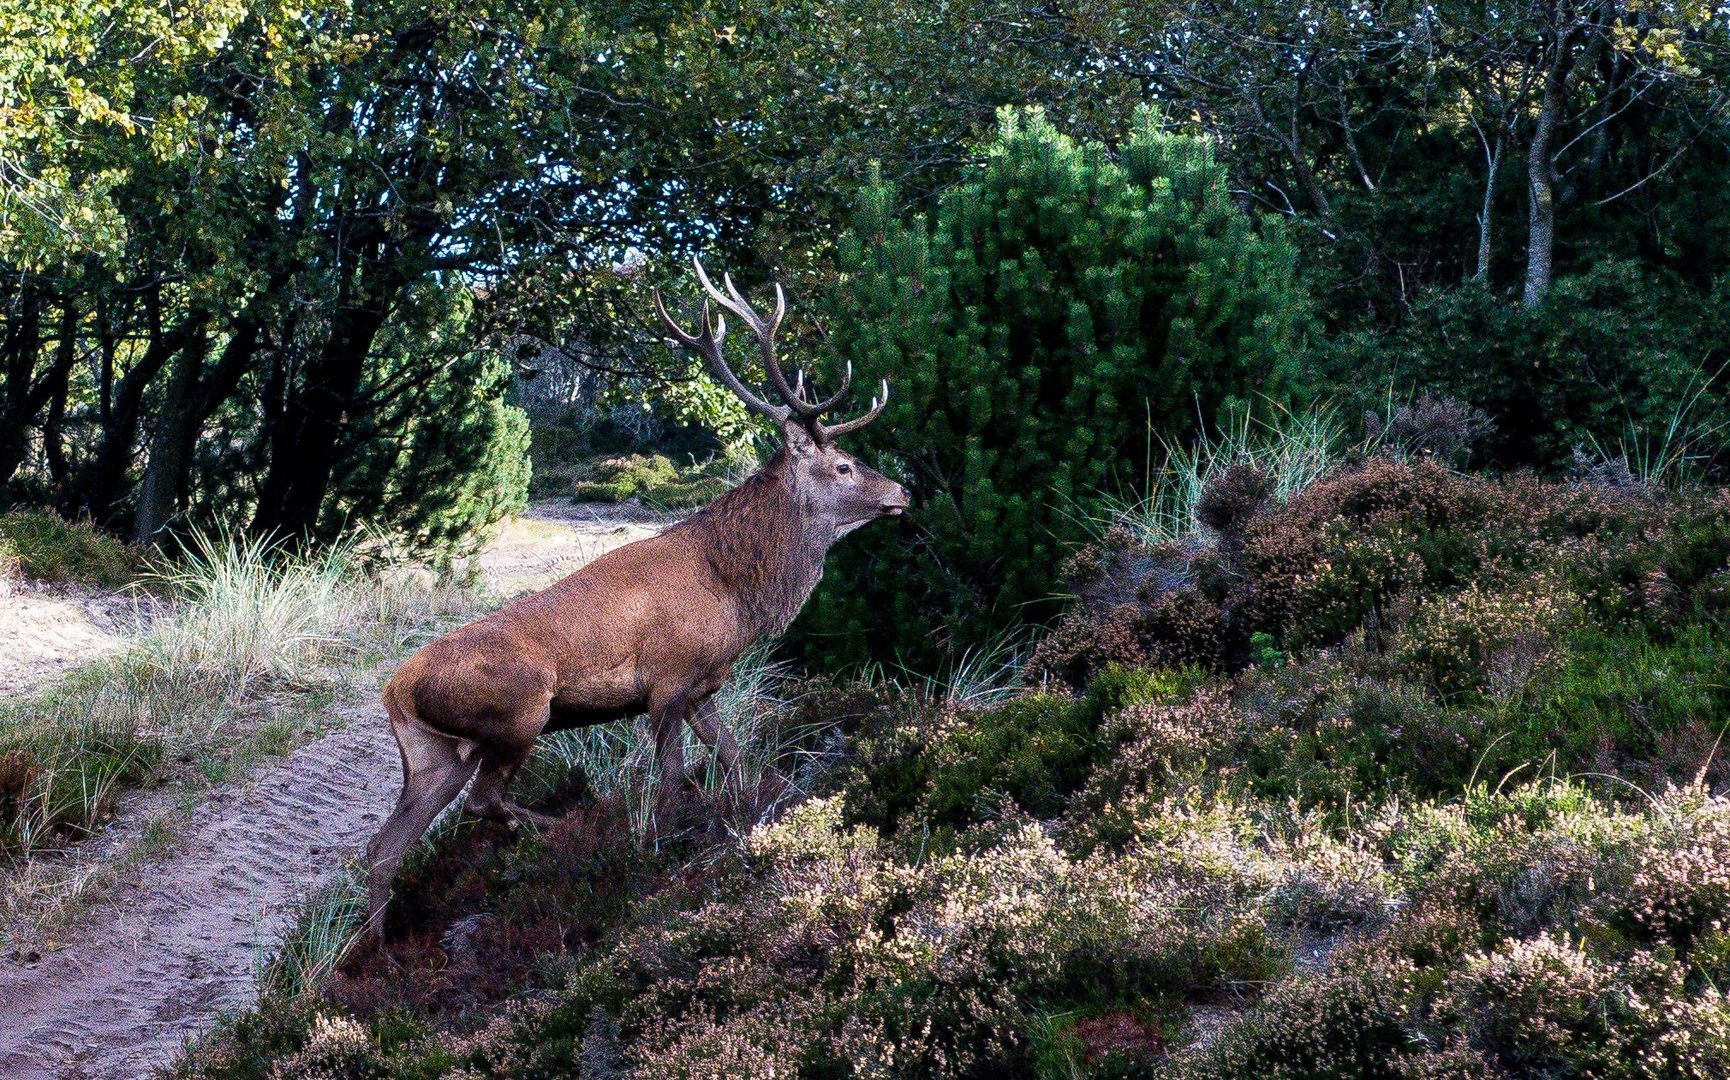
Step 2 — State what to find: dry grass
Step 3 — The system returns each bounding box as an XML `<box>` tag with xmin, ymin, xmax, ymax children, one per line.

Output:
<box><xmin>1099</xmin><ymin>403</ymin><xmax>1347</xmax><ymax>547</ymax></box>
<box><xmin>0</xmin><ymin>528</ymin><xmax>482</xmax><ymax>867</ymax></box>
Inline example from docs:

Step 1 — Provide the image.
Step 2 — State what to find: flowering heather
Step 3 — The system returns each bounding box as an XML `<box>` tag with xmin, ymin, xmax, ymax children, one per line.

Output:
<box><xmin>175</xmin><ymin>462</ymin><xmax>1730</xmax><ymax>1078</ymax></box>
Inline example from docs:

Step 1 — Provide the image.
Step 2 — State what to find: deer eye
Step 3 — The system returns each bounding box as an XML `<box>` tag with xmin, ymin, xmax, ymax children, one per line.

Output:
<box><xmin>836</xmin><ymin>462</ymin><xmax>852</xmax><ymax>475</ymax></box>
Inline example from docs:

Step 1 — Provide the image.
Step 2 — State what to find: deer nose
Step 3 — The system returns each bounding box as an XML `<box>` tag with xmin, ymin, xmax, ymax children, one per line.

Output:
<box><xmin>882</xmin><ymin>485</ymin><xmax>910</xmax><ymax>515</ymax></box>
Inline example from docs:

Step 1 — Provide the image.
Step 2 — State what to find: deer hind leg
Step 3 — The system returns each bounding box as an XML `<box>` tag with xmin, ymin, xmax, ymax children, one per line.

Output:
<box><xmin>649</xmin><ymin>690</ymin><xmax>691</xmax><ymax>814</ymax></box>
<box><xmin>365</xmin><ymin>716</ymin><xmax>479</xmax><ymax>934</ymax></box>
<box><xmin>464</xmin><ymin>738</ymin><xmax>558</xmax><ymax>829</ymax></box>
<box><xmin>686</xmin><ymin>696</ymin><xmax>743</xmax><ymax>792</ymax></box>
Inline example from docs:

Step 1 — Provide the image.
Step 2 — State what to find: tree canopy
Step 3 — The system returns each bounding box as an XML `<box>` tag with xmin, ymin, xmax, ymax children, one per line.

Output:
<box><xmin>0</xmin><ymin>0</ymin><xmax>1726</xmax><ymax>572</ymax></box>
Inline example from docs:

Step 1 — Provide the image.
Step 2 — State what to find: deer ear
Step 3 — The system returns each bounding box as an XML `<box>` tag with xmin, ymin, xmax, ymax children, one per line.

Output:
<box><xmin>780</xmin><ymin>420</ymin><xmax>820</xmax><ymax>457</ymax></box>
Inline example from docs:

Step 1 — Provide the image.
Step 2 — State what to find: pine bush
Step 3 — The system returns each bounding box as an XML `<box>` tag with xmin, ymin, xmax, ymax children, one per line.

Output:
<box><xmin>798</xmin><ymin>107</ymin><xmax>1312</xmax><ymax>668</ymax></box>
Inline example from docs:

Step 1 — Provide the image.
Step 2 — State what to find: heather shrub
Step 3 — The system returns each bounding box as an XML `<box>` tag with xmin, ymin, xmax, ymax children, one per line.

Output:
<box><xmin>610</xmin><ymin>799</ymin><xmax>1294</xmax><ymax>1078</ymax></box>
<box><xmin>1233</xmin><ymin>656</ymin><xmax>1484</xmax><ymax>814</ymax></box>
<box><xmin>1171</xmin><ymin>785</ymin><xmax>1730</xmax><ymax>1080</ymax></box>
<box><xmin>1390</xmin><ymin>579</ymin><xmax>1577</xmax><ymax>697</ymax></box>
<box><xmin>835</xmin><ymin>664</ymin><xmax>1197</xmax><ymax>843</ymax></box>
<box><xmin>1195</xmin><ymin>463</ymin><xmax>1273</xmax><ymax>538</ymax></box>
<box><xmin>1364</xmin><ymin>392</ymin><xmax>1493</xmax><ymax>468</ymax></box>
<box><xmin>1041</xmin><ymin>458</ymin><xmax>1730</xmax><ymax>792</ymax></box>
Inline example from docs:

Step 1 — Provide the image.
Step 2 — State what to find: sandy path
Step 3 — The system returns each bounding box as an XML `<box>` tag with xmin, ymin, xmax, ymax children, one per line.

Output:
<box><xmin>0</xmin><ymin>587</ymin><xmax>140</xmax><ymax>697</ymax></box>
<box><xmin>0</xmin><ymin>502</ymin><xmax>662</xmax><ymax>1079</ymax></box>
<box><xmin>0</xmin><ymin>708</ymin><xmax>395</xmax><ymax>1079</ymax></box>
<box><xmin>475</xmin><ymin>501</ymin><xmax>669</xmax><ymax>597</ymax></box>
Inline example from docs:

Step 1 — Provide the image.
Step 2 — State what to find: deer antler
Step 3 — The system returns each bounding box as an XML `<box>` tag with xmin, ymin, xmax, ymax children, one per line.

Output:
<box><xmin>653</xmin><ymin>257</ymin><xmax>889</xmax><ymax>444</ymax></box>
<box><xmin>652</xmin><ymin>285</ymin><xmax>789</xmax><ymax>425</ymax></box>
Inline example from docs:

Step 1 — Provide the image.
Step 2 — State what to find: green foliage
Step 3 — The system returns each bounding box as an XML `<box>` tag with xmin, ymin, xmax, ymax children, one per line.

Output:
<box><xmin>839</xmin><ymin>665</ymin><xmax>1192</xmax><ymax>840</ymax></box>
<box><xmin>1325</xmin><ymin>264</ymin><xmax>1730</xmax><ymax>471</ymax></box>
<box><xmin>1514</xmin><ymin>624</ymin><xmax>1730</xmax><ymax>784</ymax></box>
<box><xmin>570</xmin><ymin>453</ymin><xmax>735</xmax><ymax>511</ymax></box>
<box><xmin>840</xmin><ymin>693</ymin><xmax>1101</xmax><ymax>838</ymax></box>
<box><xmin>0</xmin><ymin>509</ymin><xmax>140</xmax><ymax>586</ymax></box>
<box><xmin>798</xmin><ymin>106</ymin><xmax>1312</xmax><ymax>670</ymax></box>
<box><xmin>331</xmin><ymin>286</ymin><xmax>531</xmax><ymax>569</ymax></box>
<box><xmin>650</xmin><ymin>358</ymin><xmax>760</xmax><ymax>459</ymax></box>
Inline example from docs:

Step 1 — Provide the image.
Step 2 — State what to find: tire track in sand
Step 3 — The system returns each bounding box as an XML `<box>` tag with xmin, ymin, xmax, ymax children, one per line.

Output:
<box><xmin>0</xmin><ymin>708</ymin><xmax>398</xmax><ymax>1079</ymax></box>
<box><xmin>0</xmin><ymin>503</ymin><xmax>663</xmax><ymax>1078</ymax></box>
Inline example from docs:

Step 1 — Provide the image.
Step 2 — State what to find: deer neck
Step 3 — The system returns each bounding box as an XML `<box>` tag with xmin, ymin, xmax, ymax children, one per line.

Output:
<box><xmin>681</xmin><ymin>467</ymin><xmax>831</xmax><ymax>639</ymax></box>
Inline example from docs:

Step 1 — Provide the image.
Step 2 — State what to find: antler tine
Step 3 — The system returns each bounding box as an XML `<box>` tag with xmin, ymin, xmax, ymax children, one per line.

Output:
<box><xmin>801</xmin><ymin>360</ymin><xmax>854</xmax><ymax>415</ymax></box>
<box><xmin>815</xmin><ymin>378</ymin><xmax>889</xmax><ymax>441</ymax></box>
<box><xmin>692</xmin><ymin>258</ymin><xmax>808</xmax><ymax>412</ymax></box>
<box><xmin>651</xmin><ymin>288</ymin><xmax>703</xmax><ymax>349</ymax></box>
<box><xmin>652</xmin><ymin>287</ymin><xmax>789</xmax><ymax>424</ymax></box>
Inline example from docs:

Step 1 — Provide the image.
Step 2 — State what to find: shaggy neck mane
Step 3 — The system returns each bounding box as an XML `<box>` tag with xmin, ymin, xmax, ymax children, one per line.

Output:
<box><xmin>672</xmin><ymin>453</ymin><xmax>827</xmax><ymax>636</ymax></box>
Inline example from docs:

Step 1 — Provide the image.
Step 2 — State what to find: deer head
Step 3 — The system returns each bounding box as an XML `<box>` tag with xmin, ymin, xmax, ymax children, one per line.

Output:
<box><xmin>654</xmin><ymin>259</ymin><xmax>908</xmax><ymax>536</ymax></box>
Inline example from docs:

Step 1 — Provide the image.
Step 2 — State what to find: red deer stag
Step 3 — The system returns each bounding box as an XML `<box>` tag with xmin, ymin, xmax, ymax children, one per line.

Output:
<box><xmin>364</xmin><ymin>260</ymin><xmax>908</xmax><ymax>928</ymax></box>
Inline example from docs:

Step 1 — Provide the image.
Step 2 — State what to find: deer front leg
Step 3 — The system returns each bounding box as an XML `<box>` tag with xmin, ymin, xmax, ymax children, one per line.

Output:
<box><xmin>686</xmin><ymin>695</ymin><xmax>742</xmax><ymax>792</ymax></box>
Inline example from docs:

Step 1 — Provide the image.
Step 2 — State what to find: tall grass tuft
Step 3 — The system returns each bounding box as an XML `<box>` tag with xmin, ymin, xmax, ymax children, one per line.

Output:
<box><xmin>0</xmin><ymin>528</ymin><xmax>475</xmax><ymax>861</ymax></box>
<box><xmin>141</xmin><ymin>529</ymin><xmax>364</xmax><ymax>695</ymax></box>
<box><xmin>881</xmin><ymin>626</ymin><xmax>1031</xmax><ymax>710</ymax></box>
<box><xmin>255</xmin><ymin>865</ymin><xmax>368</xmax><ymax>998</ymax></box>
<box><xmin>0</xmin><ymin>509</ymin><xmax>142</xmax><ymax>588</ymax></box>
<box><xmin>1582</xmin><ymin>361</ymin><xmax>1728</xmax><ymax>487</ymax></box>
<box><xmin>1099</xmin><ymin>402</ymin><xmax>1345</xmax><ymax>548</ymax></box>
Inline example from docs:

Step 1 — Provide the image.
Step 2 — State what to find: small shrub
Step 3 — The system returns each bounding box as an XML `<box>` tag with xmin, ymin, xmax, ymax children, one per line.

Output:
<box><xmin>0</xmin><ymin>510</ymin><xmax>140</xmax><ymax>587</ymax></box>
<box><xmin>1365</xmin><ymin>392</ymin><xmax>1492</xmax><ymax>467</ymax></box>
<box><xmin>1195</xmin><ymin>463</ymin><xmax>1272</xmax><ymax>538</ymax></box>
<box><xmin>798</xmin><ymin>105</ymin><xmax>1313</xmax><ymax>671</ymax></box>
<box><xmin>1513</xmin><ymin>624</ymin><xmax>1730</xmax><ymax>790</ymax></box>
<box><xmin>1391</xmin><ymin>580</ymin><xmax>1576</xmax><ymax>697</ymax></box>
<box><xmin>571</xmin><ymin>453</ymin><xmax>738</xmax><ymax>510</ymax></box>
<box><xmin>839</xmin><ymin>693</ymin><xmax>1102</xmax><ymax>837</ymax></box>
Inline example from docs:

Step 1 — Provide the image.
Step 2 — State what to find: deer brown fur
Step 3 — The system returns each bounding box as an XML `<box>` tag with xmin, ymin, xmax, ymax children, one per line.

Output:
<box><xmin>364</xmin><ymin>261</ymin><xmax>908</xmax><ymax>930</ymax></box>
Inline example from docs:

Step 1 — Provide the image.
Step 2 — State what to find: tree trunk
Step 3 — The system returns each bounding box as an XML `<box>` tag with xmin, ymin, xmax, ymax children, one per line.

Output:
<box><xmin>1523</xmin><ymin>76</ymin><xmax>1563</xmax><ymax>307</ymax></box>
<box><xmin>0</xmin><ymin>291</ymin><xmax>80</xmax><ymax>491</ymax></box>
<box><xmin>1248</xmin><ymin>95</ymin><xmax>1335</xmax><ymax>227</ymax></box>
<box><xmin>1476</xmin><ymin>134</ymin><xmax>1501</xmax><ymax>281</ymax></box>
<box><xmin>1522</xmin><ymin>27</ymin><xmax>1607</xmax><ymax>308</ymax></box>
<box><xmin>251</xmin><ymin>297</ymin><xmax>389</xmax><ymax>542</ymax></box>
<box><xmin>132</xmin><ymin>331</ymin><xmax>210</xmax><ymax>544</ymax></box>
<box><xmin>0</xmin><ymin>285</ymin><xmax>45</xmax><ymax>490</ymax></box>
<box><xmin>43</xmin><ymin>306</ymin><xmax>75</xmax><ymax>509</ymax></box>
<box><xmin>80</xmin><ymin>304</ymin><xmax>210</xmax><ymax>526</ymax></box>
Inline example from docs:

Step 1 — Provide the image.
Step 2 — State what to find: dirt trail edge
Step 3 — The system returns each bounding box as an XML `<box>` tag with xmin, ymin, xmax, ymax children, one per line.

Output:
<box><xmin>0</xmin><ymin>705</ymin><xmax>396</xmax><ymax>1079</ymax></box>
<box><xmin>0</xmin><ymin>502</ymin><xmax>661</xmax><ymax>1079</ymax></box>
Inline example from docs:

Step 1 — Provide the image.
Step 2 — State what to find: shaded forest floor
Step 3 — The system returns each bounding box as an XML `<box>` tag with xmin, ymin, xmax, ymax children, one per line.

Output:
<box><xmin>0</xmin><ymin>501</ymin><xmax>661</xmax><ymax>1080</ymax></box>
